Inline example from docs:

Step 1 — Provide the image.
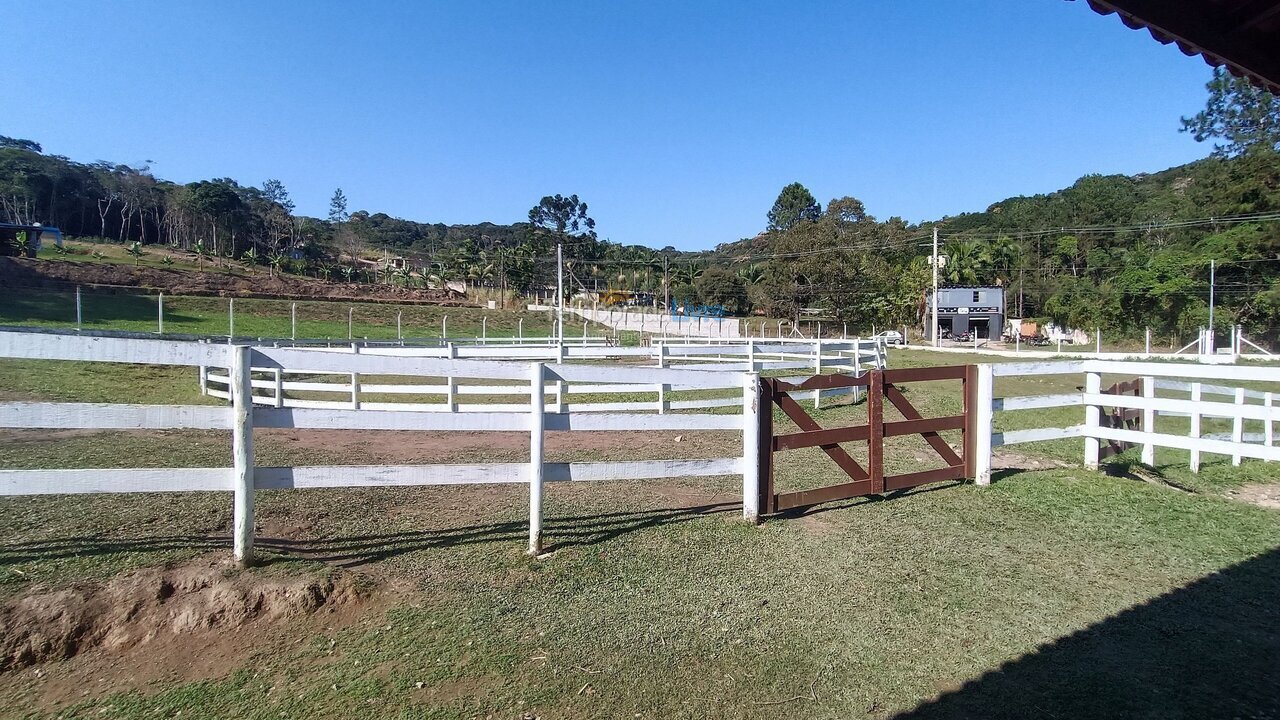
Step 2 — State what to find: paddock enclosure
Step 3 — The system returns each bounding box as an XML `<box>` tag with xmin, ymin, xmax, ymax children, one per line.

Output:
<box><xmin>2</xmin><ymin>326</ymin><xmax>1278</xmax><ymax>568</ymax></box>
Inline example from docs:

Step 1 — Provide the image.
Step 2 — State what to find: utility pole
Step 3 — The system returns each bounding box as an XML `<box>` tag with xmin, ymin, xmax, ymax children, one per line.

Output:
<box><xmin>557</xmin><ymin>242</ymin><xmax>565</xmax><ymax>341</ymax></box>
<box><xmin>931</xmin><ymin>227</ymin><xmax>940</xmax><ymax>347</ymax></box>
<box><xmin>663</xmin><ymin>254</ymin><xmax>670</xmax><ymax>311</ymax></box>
<box><xmin>1208</xmin><ymin>258</ymin><xmax>1216</xmax><ymax>354</ymax></box>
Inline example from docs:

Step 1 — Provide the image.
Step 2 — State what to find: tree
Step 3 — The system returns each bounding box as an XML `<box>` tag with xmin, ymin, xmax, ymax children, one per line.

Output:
<box><xmin>0</xmin><ymin>136</ymin><xmax>41</xmax><ymax>153</ymax></box>
<box><xmin>695</xmin><ymin>266</ymin><xmax>748</xmax><ymax>315</ymax></box>
<box><xmin>328</xmin><ymin>188</ymin><xmax>349</xmax><ymax>224</ymax></box>
<box><xmin>766</xmin><ymin>182</ymin><xmax>821</xmax><ymax>232</ymax></box>
<box><xmin>1181</xmin><ymin>67</ymin><xmax>1280</xmax><ymax>156</ymax></box>
<box><xmin>528</xmin><ymin>194</ymin><xmax>596</xmax><ymax>241</ymax></box>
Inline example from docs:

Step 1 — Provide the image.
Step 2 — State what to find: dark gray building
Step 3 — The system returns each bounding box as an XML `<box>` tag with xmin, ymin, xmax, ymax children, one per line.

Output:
<box><xmin>924</xmin><ymin>286</ymin><xmax>1005</xmax><ymax>341</ymax></box>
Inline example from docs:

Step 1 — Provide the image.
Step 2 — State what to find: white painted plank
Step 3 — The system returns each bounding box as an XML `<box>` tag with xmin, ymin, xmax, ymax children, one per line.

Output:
<box><xmin>0</xmin><ymin>468</ymin><xmax>232</xmax><ymax>495</ymax></box>
<box><xmin>545</xmin><ymin>457</ymin><xmax>742</xmax><ymax>481</ymax></box>
<box><xmin>667</xmin><ymin>397</ymin><xmax>740</xmax><ymax>410</ymax></box>
<box><xmin>0</xmin><ymin>402</ymin><xmax>231</xmax><ymax>430</ymax></box>
<box><xmin>1080</xmin><ymin>393</ymin><xmax>1280</xmax><ymax>422</ymax></box>
<box><xmin>1153</xmin><ymin>379</ymin><xmax>1269</xmax><ymax>401</ymax></box>
<box><xmin>0</xmin><ymin>331</ymin><xmax>225</xmax><ymax>367</ymax></box>
<box><xmin>1088</xmin><ymin>425</ymin><xmax>1280</xmax><ymax>462</ymax></box>
<box><xmin>991</xmin><ymin>361</ymin><xmax>1085</xmax><ymax>377</ymax></box>
<box><xmin>547</xmin><ymin>363</ymin><xmax>744</xmax><ymax>389</ymax></box>
<box><xmin>545</xmin><ymin>413</ymin><xmax>742</xmax><ymax>431</ymax></box>
<box><xmin>254</xmin><ymin>407</ymin><xmax>531</xmax><ymax>431</ymax></box>
<box><xmin>251</xmin><ymin>346</ymin><xmax>531</xmax><ymax>380</ymax></box>
<box><xmin>255</xmin><ymin>464</ymin><xmax>526</xmax><ymax>488</ymax></box>
<box><xmin>993</xmin><ymin>393</ymin><xmax>1082</xmax><ymax>411</ymax></box>
<box><xmin>1082</xmin><ymin>360</ymin><xmax>1280</xmax><ymax>383</ymax></box>
<box><xmin>992</xmin><ymin>425</ymin><xmax>1084</xmax><ymax>447</ymax></box>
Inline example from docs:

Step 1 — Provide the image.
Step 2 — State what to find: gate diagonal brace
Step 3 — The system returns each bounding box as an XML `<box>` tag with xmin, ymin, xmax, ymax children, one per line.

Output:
<box><xmin>773</xmin><ymin>391</ymin><xmax>870</xmax><ymax>481</ymax></box>
<box><xmin>882</xmin><ymin>383</ymin><xmax>962</xmax><ymax>467</ymax></box>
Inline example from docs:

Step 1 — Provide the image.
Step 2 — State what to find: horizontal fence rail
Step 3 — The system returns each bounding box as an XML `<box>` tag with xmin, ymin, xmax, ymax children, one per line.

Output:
<box><xmin>198</xmin><ymin>338</ymin><xmax>886</xmax><ymax>413</ymax></box>
<box><xmin>973</xmin><ymin>358</ymin><xmax>1280</xmax><ymax>480</ymax></box>
<box><xmin>0</xmin><ymin>329</ymin><xmax>769</xmax><ymax>564</ymax></box>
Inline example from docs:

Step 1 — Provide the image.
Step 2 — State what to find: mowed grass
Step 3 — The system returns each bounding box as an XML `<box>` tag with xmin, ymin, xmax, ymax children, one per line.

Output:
<box><xmin>0</xmin><ymin>350</ymin><xmax>1278</xmax><ymax>718</ymax></box>
<box><xmin>0</xmin><ymin>287</ymin><xmax>582</xmax><ymax>342</ymax></box>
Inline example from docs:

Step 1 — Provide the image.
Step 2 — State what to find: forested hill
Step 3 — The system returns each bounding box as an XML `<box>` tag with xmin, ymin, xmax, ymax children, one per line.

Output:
<box><xmin>0</xmin><ymin>137</ymin><xmax>528</xmax><ymax>259</ymax></box>
<box><xmin>704</xmin><ymin>149</ymin><xmax>1280</xmax><ymax>341</ymax></box>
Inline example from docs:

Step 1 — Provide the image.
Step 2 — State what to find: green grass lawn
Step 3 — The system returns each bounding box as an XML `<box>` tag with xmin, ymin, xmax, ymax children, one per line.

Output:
<box><xmin>0</xmin><ymin>348</ymin><xmax>1277</xmax><ymax>718</ymax></box>
<box><xmin>0</xmin><ymin>287</ymin><xmax>587</xmax><ymax>342</ymax></box>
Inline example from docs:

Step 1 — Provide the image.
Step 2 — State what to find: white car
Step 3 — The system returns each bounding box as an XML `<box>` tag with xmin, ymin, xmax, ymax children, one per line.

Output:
<box><xmin>875</xmin><ymin>330</ymin><xmax>905</xmax><ymax>345</ymax></box>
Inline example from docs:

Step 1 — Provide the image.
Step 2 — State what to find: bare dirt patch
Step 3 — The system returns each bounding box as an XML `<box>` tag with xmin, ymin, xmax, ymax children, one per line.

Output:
<box><xmin>261</xmin><ymin>427</ymin><xmax>737</xmax><ymax>464</ymax></box>
<box><xmin>0</xmin><ymin>555</ymin><xmax>368</xmax><ymax>674</ymax></box>
<box><xmin>1227</xmin><ymin>483</ymin><xmax>1280</xmax><ymax>510</ymax></box>
<box><xmin>990</xmin><ymin>449</ymin><xmax>1073</xmax><ymax>472</ymax></box>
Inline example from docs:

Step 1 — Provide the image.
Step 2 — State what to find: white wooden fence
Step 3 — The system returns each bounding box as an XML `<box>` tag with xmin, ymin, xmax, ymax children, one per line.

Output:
<box><xmin>0</xmin><ymin>330</ymin><xmax>761</xmax><ymax>565</ymax></box>
<box><xmin>199</xmin><ymin>338</ymin><xmax>885</xmax><ymax>413</ymax></box>
<box><xmin>972</xmin><ymin>359</ymin><xmax>1280</xmax><ymax>483</ymax></box>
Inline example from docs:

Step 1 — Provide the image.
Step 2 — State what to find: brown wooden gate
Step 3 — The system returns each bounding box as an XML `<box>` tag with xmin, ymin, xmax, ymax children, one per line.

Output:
<box><xmin>756</xmin><ymin>365</ymin><xmax>977</xmax><ymax>514</ymax></box>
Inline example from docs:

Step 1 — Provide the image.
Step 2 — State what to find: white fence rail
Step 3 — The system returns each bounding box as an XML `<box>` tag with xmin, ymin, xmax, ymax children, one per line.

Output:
<box><xmin>973</xmin><ymin>358</ymin><xmax>1280</xmax><ymax>482</ymax></box>
<box><xmin>0</xmin><ymin>330</ymin><xmax>761</xmax><ymax>565</ymax></box>
<box><xmin>199</xmin><ymin>338</ymin><xmax>885</xmax><ymax>413</ymax></box>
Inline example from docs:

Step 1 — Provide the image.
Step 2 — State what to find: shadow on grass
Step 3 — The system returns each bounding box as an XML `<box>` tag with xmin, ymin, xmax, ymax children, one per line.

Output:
<box><xmin>892</xmin><ymin>546</ymin><xmax>1280</xmax><ymax>720</ymax></box>
<box><xmin>0</xmin><ymin>502</ymin><xmax>739</xmax><ymax>569</ymax></box>
<box><xmin>768</xmin><ymin>480</ymin><xmax>964</xmax><ymax>521</ymax></box>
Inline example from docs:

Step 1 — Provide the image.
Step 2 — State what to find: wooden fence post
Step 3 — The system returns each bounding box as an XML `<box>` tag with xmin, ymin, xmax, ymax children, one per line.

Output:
<box><xmin>1141</xmin><ymin>377</ymin><xmax>1155</xmax><ymax>465</ymax></box>
<box><xmin>273</xmin><ymin>368</ymin><xmax>284</xmax><ymax>408</ymax></box>
<box><xmin>75</xmin><ymin>286</ymin><xmax>83</xmax><ymax>330</ymax></box>
<box><xmin>868</xmin><ymin>369</ymin><xmax>885</xmax><ymax>492</ymax></box>
<box><xmin>742</xmin><ymin>372</ymin><xmax>761</xmax><ymax>522</ymax></box>
<box><xmin>528</xmin><ymin>362</ymin><xmax>546</xmax><ymax>555</ymax></box>
<box><xmin>229</xmin><ymin>298</ymin><xmax>235</xmax><ymax>339</ymax></box>
<box><xmin>1084</xmin><ymin>371</ymin><xmax>1101</xmax><ymax>470</ymax></box>
<box><xmin>157</xmin><ymin>293</ymin><xmax>164</xmax><ymax>334</ymax></box>
<box><xmin>973</xmin><ymin>364</ymin><xmax>993</xmax><ymax>485</ymax></box>
<box><xmin>1190</xmin><ymin>383</ymin><xmax>1202</xmax><ymax>473</ymax></box>
<box><xmin>291</xmin><ymin>302</ymin><xmax>296</xmax><ymax>340</ymax></box>
<box><xmin>230</xmin><ymin>344</ymin><xmax>255</xmax><ymax>567</ymax></box>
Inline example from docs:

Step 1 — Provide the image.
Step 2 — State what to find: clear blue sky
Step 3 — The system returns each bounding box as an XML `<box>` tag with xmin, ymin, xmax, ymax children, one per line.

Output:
<box><xmin>9</xmin><ymin>1</ymin><xmax>1214</xmax><ymax>251</ymax></box>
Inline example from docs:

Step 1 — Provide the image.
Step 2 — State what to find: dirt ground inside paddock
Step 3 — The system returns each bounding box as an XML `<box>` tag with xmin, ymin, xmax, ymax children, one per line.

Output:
<box><xmin>261</xmin><ymin>427</ymin><xmax>738</xmax><ymax>462</ymax></box>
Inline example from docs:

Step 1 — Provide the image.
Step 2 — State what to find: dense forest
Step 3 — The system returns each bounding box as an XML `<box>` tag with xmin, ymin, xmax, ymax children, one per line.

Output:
<box><xmin>2</xmin><ymin>68</ymin><xmax>1279</xmax><ymax>339</ymax></box>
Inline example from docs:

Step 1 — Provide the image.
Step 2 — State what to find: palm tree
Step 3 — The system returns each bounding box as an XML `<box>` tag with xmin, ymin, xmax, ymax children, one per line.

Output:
<box><xmin>679</xmin><ymin>261</ymin><xmax>704</xmax><ymax>286</ymax></box>
<box><xmin>240</xmin><ymin>247</ymin><xmax>259</xmax><ymax>275</ymax></box>
<box><xmin>194</xmin><ymin>239</ymin><xmax>208</xmax><ymax>269</ymax></box>
<box><xmin>942</xmin><ymin>240</ymin><xmax>986</xmax><ymax>285</ymax></box>
<box><xmin>267</xmin><ymin>251</ymin><xmax>287</xmax><ymax>278</ymax></box>
<box><xmin>986</xmin><ymin>236</ymin><xmax>1021</xmax><ymax>285</ymax></box>
<box><xmin>736</xmin><ymin>263</ymin><xmax>765</xmax><ymax>285</ymax></box>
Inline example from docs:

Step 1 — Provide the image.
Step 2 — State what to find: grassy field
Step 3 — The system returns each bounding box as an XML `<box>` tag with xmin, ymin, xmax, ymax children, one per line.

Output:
<box><xmin>0</xmin><ymin>349</ymin><xmax>1277</xmax><ymax>718</ymax></box>
<box><xmin>0</xmin><ymin>287</ymin><xmax>586</xmax><ymax>342</ymax></box>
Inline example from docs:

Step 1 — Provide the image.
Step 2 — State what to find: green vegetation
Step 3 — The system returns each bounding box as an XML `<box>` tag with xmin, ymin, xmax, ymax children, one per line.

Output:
<box><xmin>0</xmin><ymin>289</ymin><xmax>573</xmax><ymax>341</ymax></box>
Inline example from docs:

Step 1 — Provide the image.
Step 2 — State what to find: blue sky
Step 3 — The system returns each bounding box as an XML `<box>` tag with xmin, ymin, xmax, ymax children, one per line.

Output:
<box><xmin>9</xmin><ymin>1</ymin><xmax>1214</xmax><ymax>251</ymax></box>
